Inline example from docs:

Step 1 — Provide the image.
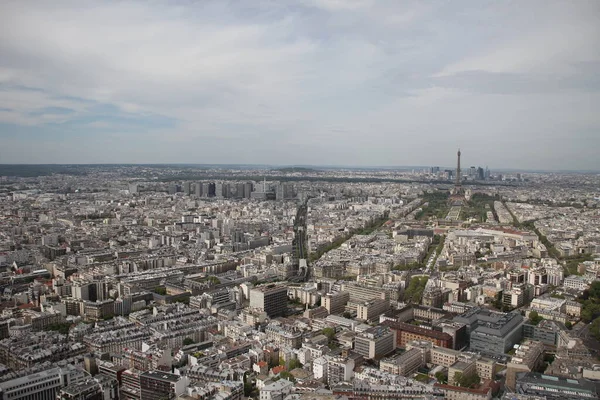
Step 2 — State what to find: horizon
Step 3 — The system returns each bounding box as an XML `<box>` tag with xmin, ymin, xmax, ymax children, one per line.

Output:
<box><xmin>1</xmin><ymin>1</ymin><xmax>599</xmax><ymax>169</ymax></box>
<box><xmin>0</xmin><ymin>162</ymin><xmax>598</xmax><ymax>174</ymax></box>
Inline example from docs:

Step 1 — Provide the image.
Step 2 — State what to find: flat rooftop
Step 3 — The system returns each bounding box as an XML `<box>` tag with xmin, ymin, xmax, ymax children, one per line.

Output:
<box><xmin>140</xmin><ymin>370</ymin><xmax>181</xmax><ymax>383</ymax></box>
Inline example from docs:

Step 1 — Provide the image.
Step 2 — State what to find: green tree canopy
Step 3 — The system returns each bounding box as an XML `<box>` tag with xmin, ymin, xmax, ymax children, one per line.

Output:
<box><xmin>322</xmin><ymin>327</ymin><xmax>336</xmax><ymax>342</ymax></box>
<box><xmin>565</xmin><ymin>321</ymin><xmax>572</xmax><ymax>329</ymax></box>
<box><xmin>279</xmin><ymin>371</ymin><xmax>296</xmax><ymax>382</ymax></box>
<box><xmin>529</xmin><ymin>310</ymin><xmax>543</xmax><ymax>325</ymax></box>
<box><xmin>590</xmin><ymin>318</ymin><xmax>600</xmax><ymax>341</ymax></box>
<box><xmin>288</xmin><ymin>358</ymin><xmax>302</xmax><ymax>370</ymax></box>
<box><xmin>453</xmin><ymin>372</ymin><xmax>481</xmax><ymax>388</ymax></box>
<box><xmin>589</xmin><ymin>281</ymin><xmax>600</xmax><ymax>298</ymax></box>
<box><xmin>153</xmin><ymin>286</ymin><xmax>167</xmax><ymax>295</ymax></box>
<box><xmin>403</xmin><ymin>276</ymin><xmax>429</xmax><ymax>303</ymax></box>
<box><xmin>435</xmin><ymin>371</ymin><xmax>447</xmax><ymax>384</ymax></box>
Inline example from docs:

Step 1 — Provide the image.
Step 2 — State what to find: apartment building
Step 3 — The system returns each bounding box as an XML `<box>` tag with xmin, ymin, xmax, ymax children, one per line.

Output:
<box><xmin>563</xmin><ymin>275</ymin><xmax>588</xmax><ymax>291</ymax></box>
<box><xmin>354</xmin><ymin>326</ymin><xmax>396</xmax><ymax>359</ymax></box>
<box><xmin>249</xmin><ymin>285</ymin><xmax>288</xmax><ymax>318</ymax></box>
<box><xmin>139</xmin><ymin>370</ymin><xmax>189</xmax><ymax>400</ymax></box>
<box><xmin>380</xmin><ymin>348</ymin><xmax>425</xmax><ymax>376</ymax></box>
<box><xmin>356</xmin><ymin>298</ymin><xmax>390</xmax><ymax>322</ymax></box>
<box><xmin>321</xmin><ymin>292</ymin><xmax>349</xmax><ymax>315</ymax></box>
<box><xmin>58</xmin><ymin>376</ymin><xmax>119</xmax><ymax>400</ymax></box>
<box><xmin>265</xmin><ymin>324</ymin><xmax>303</xmax><ymax>349</ymax></box>
<box><xmin>449</xmin><ymin>360</ymin><xmax>476</xmax><ymax>385</ymax></box>
<box><xmin>431</xmin><ymin>346</ymin><xmax>460</xmax><ymax>367</ymax></box>
<box><xmin>259</xmin><ymin>379</ymin><xmax>294</xmax><ymax>400</ymax></box>
<box><xmin>434</xmin><ymin>383</ymin><xmax>492</xmax><ymax>400</ymax></box>
<box><xmin>326</xmin><ymin>356</ymin><xmax>354</xmax><ymax>386</ymax></box>
<box><xmin>506</xmin><ymin>340</ymin><xmax>544</xmax><ymax>390</ymax></box>
<box><xmin>0</xmin><ymin>365</ymin><xmax>86</xmax><ymax>400</ymax></box>
<box><xmin>476</xmin><ymin>358</ymin><xmax>496</xmax><ymax>381</ymax></box>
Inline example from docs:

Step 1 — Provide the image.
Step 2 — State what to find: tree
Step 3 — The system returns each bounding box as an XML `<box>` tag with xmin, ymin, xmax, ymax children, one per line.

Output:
<box><xmin>288</xmin><ymin>358</ymin><xmax>302</xmax><ymax>370</ymax></box>
<box><xmin>565</xmin><ymin>321</ymin><xmax>572</xmax><ymax>330</ymax></box>
<box><xmin>453</xmin><ymin>372</ymin><xmax>463</xmax><ymax>386</ymax></box>
<box><xmin>403</xmin><ymin>276</ymin><xmax>429</xmax><ymax>303</ymax></box>
<box><xmin>183</xmin><ymin>338</ymin><xmax>195</xmax><ymax>346</ymax></box>
<box><xmin>435</xmin><ymin>371</ymin><xmax>447</xmax><ymax>384</ymax></box>
<box><xmin>529</xmin><ymin>311</ymin><xmax>543</xmax><ymax>325</ymax></box>
<box><xmin>589</xmin><ymin>281</ymin><xmax>600</xmax><ymax>299</ymax></box>
<box><xmin>44</xmin><ymin>322</ymin><xmax>73</xmax><ymax>335</ymax></box>
<box><xmin>243</xmin><ymin>372</ymin><xmax>253</xmax><ymax>397</ymax></box>
<box><xmin>204</xmin><ymin>276</ymin><xmax>221</xmax><ymax>285</ymax></box>
<box><xmin>279</xmin><ymin>371</ymin><xmax>296</xmax><ymax>382</ymax></box>
<box><xmin>492</xmin><ymin>292</ymin><xmax>503</xmax><ymax>310</ymax></box>
<box><xmin>322</xmin><ymin>327</ymin><xmax>336</xmax><ymax>342</ymax></box>
<box><xmin>590</xmin><ymin>318</ymin><xmax>600</xmax><ymax>341</ymax></box>
<box><xmin>453</xmin><ymin>372</ymin><xmax>481</xmax><ymax>388</ymax></box>
<box><xmin>153</xmin><ymin>286</ymin><xmax>167</xmax><ymax>295</ymax></box>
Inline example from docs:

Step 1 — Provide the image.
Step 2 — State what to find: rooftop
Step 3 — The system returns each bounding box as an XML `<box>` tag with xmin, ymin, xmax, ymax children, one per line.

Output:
<box><xmin>382</xmin><ymin>321</ymin><xmax>453</xmax><ymax>341</ymax></box>
<box><xmin>140</xmin><ymin>370</ymin><xmax>181</xmax><ymax>383</ymax></box>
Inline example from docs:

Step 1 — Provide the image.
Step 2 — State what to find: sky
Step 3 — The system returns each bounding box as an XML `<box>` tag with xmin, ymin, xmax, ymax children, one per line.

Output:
<box><xmin>0</xmin><ymin>0</ymin><xmax>599</xmax><ymax>170</ymax></box>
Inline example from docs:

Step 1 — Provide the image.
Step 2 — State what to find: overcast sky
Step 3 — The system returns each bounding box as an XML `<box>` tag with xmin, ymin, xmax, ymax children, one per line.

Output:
<box><xmin>1</xmin><ymin>0</ymin><xmax>599</xmax><ymax>170</ymax></box>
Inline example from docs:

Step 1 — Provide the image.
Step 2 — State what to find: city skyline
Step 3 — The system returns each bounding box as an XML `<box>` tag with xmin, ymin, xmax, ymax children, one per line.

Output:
<box><xmin>1</xmin><ymin>1</ymin><xmax>599</xmax><ymax>169</ymax></box>
<box><xmin>0</xmin><ymin>160</ymin><xmax>596</xmax><ymax>174</ymax></box>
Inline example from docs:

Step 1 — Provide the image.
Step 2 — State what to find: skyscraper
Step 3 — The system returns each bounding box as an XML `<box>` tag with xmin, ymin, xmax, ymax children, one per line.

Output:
<box><xmin>202</xmin><ymin>182</ymin><xmax>210</xmax><ymax>197</ymax></box>
<box><xmin>244</xmin><ymin>182</ymin><xmax>253</xmax><ymax>199</ymax></box>
<box><xmin>236</xmin><ymin>182</ymin><xmax>245</xmax><ymax>198</ymax></box>
<box><xmin>215</xmin><ymin>182</ymin><xmax>223</xmax><ymax>198</ymax></box>
<box><xmin>477</xmin><ymin>167</ymin><xmax>485</xmax><ymax>180</ymax></box>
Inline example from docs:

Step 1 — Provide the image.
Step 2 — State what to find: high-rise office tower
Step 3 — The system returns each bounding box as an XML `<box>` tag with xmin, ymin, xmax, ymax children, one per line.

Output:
<box><xmin>469</xmin><ymin>166</ymin><xmax>477</xmax><ymax>179</ymax></box>
<box><xmin>222</xmin><ymin>183</ymin><xmax>231</xmax><ymax>198</ymax></box>
<box><xmin>244</xmin><ymin>182</ymin><xmax>253</xmax><ymax>199</ymax></box>
<box><xmin>183</xmin><ymin>182</ymin><xmax>191</xmax><ymax>195</ymax></box>
<box><xmin>208</xmin><ymin>182</ymin><xmax>216</xmax><ymax>197</ymax></box>
<box><xmin>236</xmin><ymin>183</ymin><xmax>245</xmax><ymax>199</ymax></box>
<box><xmin>215</xmin><ymin>182</ymin><xmax>223</xmax><ymax>198</ymax></box>
<box><xmin>477</xmin><ymin>167</ymin><xmax>485</xmax><ymax>180</ymax></box>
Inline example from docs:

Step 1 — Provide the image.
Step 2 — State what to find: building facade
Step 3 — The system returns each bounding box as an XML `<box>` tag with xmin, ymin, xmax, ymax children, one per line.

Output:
<box><xmin>249</xmin><ymin>285</ymin><xmax>288</xmax><ymax>318</ymax></box>
<box><xmin>139</xmin><ymin>371</ymin><xmax>188</xmax><ymax>400</ymax></box>
<box><xmin>354</xmin><ymin>327</ymin><xmax>396</xmax><ymax>360</ymax></box>
<box><xmin>382</xmin><ymin>321</ymin><xmax>453</xmax><ymax>349</ymax></box>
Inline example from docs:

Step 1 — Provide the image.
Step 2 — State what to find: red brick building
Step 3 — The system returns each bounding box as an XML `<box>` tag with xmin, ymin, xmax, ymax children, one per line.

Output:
<box><xmin>382</xmin><ymin>321</ymin><xmax>453</xmax><ymax>348</ymax></box>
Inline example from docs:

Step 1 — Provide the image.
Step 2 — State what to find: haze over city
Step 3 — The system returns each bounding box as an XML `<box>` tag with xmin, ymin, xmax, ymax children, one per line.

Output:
<box><xmin>1</xmin><ymin>0</ymin><xmax>599</xmax><ymax>170</ymax></box>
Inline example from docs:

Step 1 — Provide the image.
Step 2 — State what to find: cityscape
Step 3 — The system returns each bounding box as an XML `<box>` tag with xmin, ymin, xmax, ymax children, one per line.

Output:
<box><xmin>0</xmin><ymin>153</ymin><xmax>599</xmax><ymax>400</ymax></box>
<box><xmin>1</xmin><ymin>1</ymin><xmax>600</xmax><ymax>400</ymax></box>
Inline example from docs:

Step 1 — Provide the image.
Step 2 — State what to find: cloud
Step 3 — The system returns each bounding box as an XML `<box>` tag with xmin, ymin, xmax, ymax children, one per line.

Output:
<box><xmin>303</xmin><ymin>0</ymin><xmax>374</xmax><ymax>11</ymax></box>
<box><xmin>433</xmin><ymin>1</ymin><xmax>600</xmax><ymax>78</ymax></box>
<box><xmin>0</xmin><ymin>0</ymin><xmax>599</xmax><ymax>170</ymax></box>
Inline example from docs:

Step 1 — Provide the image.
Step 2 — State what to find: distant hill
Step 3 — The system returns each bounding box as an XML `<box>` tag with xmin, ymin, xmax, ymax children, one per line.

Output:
<box><xmin>271</xmin><ymin>167</ymin><xmax>320</xmax><ymax>173</ymax></box>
